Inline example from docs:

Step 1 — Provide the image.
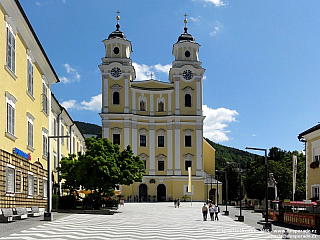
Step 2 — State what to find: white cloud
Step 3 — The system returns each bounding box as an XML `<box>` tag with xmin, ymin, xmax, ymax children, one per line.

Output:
<box><xmin>62</xmin><ymin>0</ymin><xmax>66</xmax><ymax>3</ymax></box>
<box><xmin>61</xmin><ymin>94</ymin><xmax>102</xmax><ymax>112</ymax></box>
<box><xmin>133</xmin><ymin>62</ymin><xmax>172</xmax><ymax>81</ymax></box>
<box><xmin>203</xmin><ymin>105</ymin><xmax>239</xmax><ymax>142</ymax></box>
<box><xmin>61</xmin><ymin>100</ymin><xmax>77</xmax><ymax>110</ymax></box>
<box><xmin>36</xmin><ymin>1</ymin><xmax>52</xmax><ymax>6</ymax></box>
<box><xmin>189</xmin><ymin>16</ymin><xmax>202</xmax><ymax>23</ymax></box>
<box><xmin>80</xmin><ymin>94</ymin><xmax>102</xmax><ymax>112</ymax></box>
<box><xmin>153</xmin><ymin>64</ymin><xmax>171</xmax><ymax>73</ymax></box>
<box><xmin>209</xmin><ymin>21</ymin><xmax>222</xmax><ymax>37</ymax></box>
<box><xmin>59</xmin><ymin>63</ymin><xmax>81</xmax><ymax>83</ymax></box>
<box><xmin>204</xmin><ymin>0</ymin><xmax>226</xmax><ymax>7</ymax></box>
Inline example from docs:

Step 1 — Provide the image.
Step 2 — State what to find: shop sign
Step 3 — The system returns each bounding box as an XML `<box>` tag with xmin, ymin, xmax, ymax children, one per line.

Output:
<box><xmin>13</xmin><ymin>147</ymin><xmax>31</xmax><ymax>161</ymax></box>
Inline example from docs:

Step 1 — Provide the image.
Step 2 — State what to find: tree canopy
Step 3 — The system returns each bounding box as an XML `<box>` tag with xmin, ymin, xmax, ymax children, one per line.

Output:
<box><xmin>58</xmin><ymin>137</ymin><xmax>145</xmax><ymax>200</ymax></box>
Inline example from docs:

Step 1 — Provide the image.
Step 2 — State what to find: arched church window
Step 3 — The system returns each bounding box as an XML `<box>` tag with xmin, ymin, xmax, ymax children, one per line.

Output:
<box><xmin>140</xmin><ymin>100</ymin><xmax>146</xmax><ymax>111</ymax></box>
<box><xmin>113</xmin><ymin>92</ymin><xmax>120</xmax><ymax>105</ymax></box>
<box><xmin>158</xmin><ymin>101</ymin><xmax>164</xmax><ymax>112</ymax></box>
<box><xmin>185</xmin><ymin>94</ymin><xmax>192</xmax><ymax>107</ymax></box>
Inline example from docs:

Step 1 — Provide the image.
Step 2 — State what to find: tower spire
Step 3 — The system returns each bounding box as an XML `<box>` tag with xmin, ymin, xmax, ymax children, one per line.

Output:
<box><xmin>184</xmin><ymin>13</ymin><xmax>188</xmax><ymax>33</ymax></box>
<box><xmin>116</xmin><ymin>10</ymin><xmax>120</xmax><ymax>31</ymax></box>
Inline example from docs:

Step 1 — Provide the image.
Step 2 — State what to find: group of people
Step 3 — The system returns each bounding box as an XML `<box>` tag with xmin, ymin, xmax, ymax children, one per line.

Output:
<box><xmin>173</xmin><ymin>199</ymin><xmax>180</xmax><ymax>208</ymax></box>
<box><xmin>202</xmin><ymin>203</ymin><xmax>219</xmax><ymax>221</ymax></box>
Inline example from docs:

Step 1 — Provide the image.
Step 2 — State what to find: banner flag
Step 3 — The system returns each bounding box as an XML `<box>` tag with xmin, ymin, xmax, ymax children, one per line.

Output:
<box><xmin>188</xmin><ymin>167</ymin><xmax>192</xmax><ymax>193</ymax></box>
<box><xmin>293</xmin><ymin>155</ymin><xmax>298</xmax><ymax>198</ymax></box>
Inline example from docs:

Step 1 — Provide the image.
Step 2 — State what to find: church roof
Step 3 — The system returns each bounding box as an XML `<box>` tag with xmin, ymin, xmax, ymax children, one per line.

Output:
<box><xmin>108</xmin><ymin>11</ymin><xmax>126</xmax><ymax>40</ymax></box>
<box><xmin>108</xmin><ymin>23</ymin><xmax>126</xmax><ymax>40</ymax></box>
<box><xmin>177</xmin><ymin>14</ymin><xmax>195</xmax><ymax>43</ymax></box>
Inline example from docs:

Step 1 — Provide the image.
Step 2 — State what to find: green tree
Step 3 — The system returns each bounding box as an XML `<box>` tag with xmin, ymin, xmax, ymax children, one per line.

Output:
<box><xmin>58</xmin><ymin>137</ymin><xmax>145</xmax><ymax>208</ymax></box>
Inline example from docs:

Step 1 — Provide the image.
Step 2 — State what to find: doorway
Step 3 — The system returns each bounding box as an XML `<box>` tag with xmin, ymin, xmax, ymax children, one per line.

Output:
<box><xmin>157</xmin><ymin>184</ymin><xmax>166</xmax><ymax>202</ymax></box>
<box><xmin>139</xmin><ymin>183</ymin><xmax>148</xmax><ymax>202</ymax></box>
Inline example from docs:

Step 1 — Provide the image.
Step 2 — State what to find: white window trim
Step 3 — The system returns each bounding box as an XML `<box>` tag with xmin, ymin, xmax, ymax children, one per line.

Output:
<box><xmin>157</xmin><ymin>129</ymin><xmax>165</xmax><ymax>148</ymax></box>
<box><xmin>311</xmin><ymin>184</ymin><xmax>320</xmax><ymax>199</ymax></box>
<box><xmin>43</xmin><ymin>177</ymin><xmax>48</xmax><ymax>199</ymax></box>
<box><xmin>184</xmin><ymin>153</ymin><xmax>194</xmax><ymax>171</ymax></box>
<box><xmin>15</xmin><ymin>169</ymin><xmax>23</xmax><ymax>194</ymax></box>
<box><xmin>6</xmin><ymin>164</ymin><xmax>16</xmax><ymax>196</ymax></box>
<box><xmin>138</xmin><ymin>95</ymin><xmax>147</xmax><ymax>111</ymax></box>
<box><xmin>5</xmin><ymin>18</ymin><xmax>16</xmax><ymax>75</ymax></box>
<box><xmin>6</xmin><ymin>91</ymin><xmax>17</xmax><ymax>140</ymax></box>
<box><xmin>111</xmin><ymin>84</ymin><xmax>122</xmax><ymax>105</ymax></box>
<box><xmin>27</xmin><ymin>112</ymin><xmax>35</xmax><ymax>150</ymax></box>
<box><xmin>184</xmin><ymin>129</ymin><xmax>193</xmax><ymax>147</ymax></box>
<box><xmin>157</xmin><ymin>96</ymin><xmax>165</xmax><ymax>112</ymax></box>
<box><xmin>27</xmin><ymin>172</ymin><xmax>34</xmax><ymax>198</ymax></box>
<box><xmin>27</xmin><ymin>55</ymin><xmax>34</xmax><ymax>97</ymax></box>
<box><xmin>42</xmin><ymin>128</ymin><xmax>48</xmax><ymax>159</ymax></box>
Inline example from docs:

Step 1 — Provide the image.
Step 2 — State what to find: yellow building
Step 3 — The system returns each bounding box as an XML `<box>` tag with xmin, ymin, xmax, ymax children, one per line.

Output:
<box><xmin>100</xmin><ymin>14</ymin><xmax>219</xmax><ymax>202</ymax></box>
<box><xmin>298</xmin><ymin>124</ymin><xmax>320</xmax><ymax>201</ymax></box>
<box><xmin>0</xmin><ymin>0</ymin><xmax>85</xmax><ymax>208</ymax></box>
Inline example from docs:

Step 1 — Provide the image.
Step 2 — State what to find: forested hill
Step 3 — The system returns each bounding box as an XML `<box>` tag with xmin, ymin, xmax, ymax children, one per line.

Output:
<box><xmin>75</xmin><ymin>121</ymin><xmax>255</xmax><ymax>168</ymax></box>
<box><xmin>74</xmin><ymin>121</ymin><xmax>102</xmax><ymax>138</ymax></box>
<box><xmin>205</xmin><ymin>138</ymin><xmax>256</xmax><ymax>169</ymax></box>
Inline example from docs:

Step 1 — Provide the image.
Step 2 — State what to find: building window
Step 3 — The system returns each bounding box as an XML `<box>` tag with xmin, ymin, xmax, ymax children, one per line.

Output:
<box><xmin>53</xmin><ymin>117</ymin><xmax>57</xmax><ymax>136</ymax></box>
<box><xmin>140</xmin><ymin>135</ymin><xmax>147</xmax><ymax>147</ymax></box>
<box><xmin>7</xmin><ymin>103</ymin><xmax>15</xmax><ymax>136</ymax></box>
<box><xmin>27</xmin><ymin>173</ymin><xmax>34</xmax><ymax>197</ymax></box>
<box><xmin>185</xmin><ymin>160</ymin><xmax>192</xmax><ymax>171</ymax></box>
<box><xmin>185</xmin><ymin>135</ymin><xmax>192</xmax><ymax>147</ymax></box>
<box><xmin>158</xmin><ymin>136</ymin><xmax>164</xmax><ymax>147</ymax></box>
<box><xmin>185</xmin><ymin>94</ymin><xmax>192</xmax><ymax>107</ymax></box>
<box><xmin>138</xmin><ymin>95</ymin><xmax>147</xmax><ymax>111</ymax></box>
<box><xmin>27</xmin><ymin>58</ymin><xmax>33</xmax><ymax>96</ymax></box>
<box><xmin>43</xmin><ymin>178</ymin><xmax>48</xmax><ymax>198</ymax></box>
<box><xmin>6</xmin><ymin>165</ymin><xmax>15</xmax><ymax>195</ymax></box>
<box><xmin>53</xmin><ymin>152</ymin><xmax>58</xmax><ymax>172</ymax></box>
<box><xmin>158</xmin><ymin>161</ymin><xmax>165</xmax><ymax>171</ymax></box>
<box><xmin>312</xmin><ymin>185</ymin><xmax>320</xmax><ymax>200</ymax></box>
<box><xmin>113</xmin><ymin>92</ymin><xmax>120</xmax><ymax>105</ymax></box>
<box><xmin>66</xmin><ymin>129</ymin><xmax>70</xmax><ymax>150</ymax></box>
<box><xmin>61</xmin><ymin>124</ymin><xmax>65</xmax><ymax>145</ymax></box>
<box><xmin>42</xmin><ymin>82</ymin><xmax>48</xmax><ymax>115</ymax></box>
<box><xmin>113</xmin><ymin>134</ymin><xmax>120</xmax><ymax>145</ymax></box>
<box><xmin>6</xmin><ymin>26</ymin><xmax>16</xmax><ymax>73</ymax></box>
<box><xmin>34</xmin><ymin>176</ymin><xmax>39</xmax><ymax>196</ymax></box>
<box><xmin>27</xmin><ymin>113</ymin><xmax>34</xmax><ymax>149</ymax></box>
<box><xmin>157</xmin><ymin>97</ymin><xmax>165</xmax><ymax>112</ymax></box>
<box><xmin>42</xmin><ymin>128</ymin><xmax>48</xmax><ymax>158</ymax></box>
<box><xmin>6</xmin><ymin>91</ymin><xmax>17</xmax><ymax>138</ymax></box>
<box><xmin>16</xmin><ymin>170</ymin><xmax>22</xmax><ymax>193</ymax></box>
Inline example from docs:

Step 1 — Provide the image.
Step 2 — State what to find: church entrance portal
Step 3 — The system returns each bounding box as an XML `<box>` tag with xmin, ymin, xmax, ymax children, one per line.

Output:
<box><xmin>139</xmin><ymin>183</ymin><xmax>148</xmax><ymax>202</ymax></box>
<box><xmin>157</xmin><ymin>184</ymin><xmax>166</xmax><ymax>202</ymax></box>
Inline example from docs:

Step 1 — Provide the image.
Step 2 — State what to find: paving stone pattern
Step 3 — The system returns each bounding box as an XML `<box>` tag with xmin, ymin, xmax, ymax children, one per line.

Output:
<box><xmin>0</xmin><ymin>202</ymin><xmax>277</xmax><ymax>240</ymax></box>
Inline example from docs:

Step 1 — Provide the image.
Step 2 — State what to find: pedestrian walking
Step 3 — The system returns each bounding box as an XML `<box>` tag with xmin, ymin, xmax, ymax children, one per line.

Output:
<box><xmin>177</xmin><ymin>199</ymin><xmax>180</xmax><ymax>208</ymax></box>
<box><xmin>209</xmin><ymin>204</ymin><xmax>214</xmax><ymax>221</ymax></box>
<box><xmin>202</xmin><ymin>203</ymin><xmax>208</xmax><ymax>221</ymax></box>
<box><xmin>213</xmin><ymin>204</ymin><xmax>219</xmax><ymax>221</ymax></box>
<box><xmin>174</xmin><ymin>199</ymin><xmax>177</xmax><ymax>208</ymax></box>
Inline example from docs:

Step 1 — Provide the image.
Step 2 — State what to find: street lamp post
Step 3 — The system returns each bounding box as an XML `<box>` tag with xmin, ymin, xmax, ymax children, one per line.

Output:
<box><xmin>216</xmin><ymin>170</ymin><xmax>229</xmax><ymax>216</ymax></box>
<box><xmin>246</xmin><ymin>147</ymin><xmax>272</xmax><ymax>231</ymax></box>
<box><xmin>44</xmin><ymin>135</ymin><xmax>69</xmax><ymax>221</ymax></box>
<box><xmin>226</xmin><ymin>162</ymin><xmax>243</xmax><ymax>221</ymax></box>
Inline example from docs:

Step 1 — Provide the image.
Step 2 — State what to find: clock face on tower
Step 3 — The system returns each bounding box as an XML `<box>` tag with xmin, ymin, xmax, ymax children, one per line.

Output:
<box><xmin>182</xmin><ymin>70</ymin><xmax>193</xmax><ymax>80</ymax></box>
<box><xmin>111</xmin><ymin>67</ymin><xmax>122</xmax><ymax>78</ymax></box>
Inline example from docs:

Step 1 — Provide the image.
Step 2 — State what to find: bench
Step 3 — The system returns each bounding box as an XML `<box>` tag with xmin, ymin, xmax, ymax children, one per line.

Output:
<box><xmin>0</xmin><ymin>208</ymin><xmax>19</xmax><ymax>223</ymax></box>
<box><xmin>13</xmin><ymin>207</ymin><xmax>28</xmax><ymax>220</ymax></box>
<box><xmin>257</xmin><ymin>221</ymin><xmax>272</xmax><ymax>231</ymax></box>
<box><xmin>27</xmin><ymin>206</ymin><xmax>40</xmax><ymax>217</ymax></box>
<box><xmin>235</xmin><ymin>215</ymin><xmax>244</xmax><ymax>222</ymax></box>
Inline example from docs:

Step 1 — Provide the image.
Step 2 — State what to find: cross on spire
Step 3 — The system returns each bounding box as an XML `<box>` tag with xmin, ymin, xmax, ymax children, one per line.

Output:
<box><xmin>150</xmin><ymin>72</ymin><xmax>154</xmax><ymax>80</ymax></box>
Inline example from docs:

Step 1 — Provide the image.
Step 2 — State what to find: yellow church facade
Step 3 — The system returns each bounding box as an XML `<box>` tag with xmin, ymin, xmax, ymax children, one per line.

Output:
<box><xmin>100</xmin><ymin>15</ymin><xmax>218</xmax><ymax>202</ymax></box>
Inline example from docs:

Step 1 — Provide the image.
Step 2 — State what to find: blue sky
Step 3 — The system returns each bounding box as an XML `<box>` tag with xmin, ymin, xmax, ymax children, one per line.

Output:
<box><xmin>19</xmin><ymin>0</ymin><xmax>320</xmax><ymax>152</ymax></box>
